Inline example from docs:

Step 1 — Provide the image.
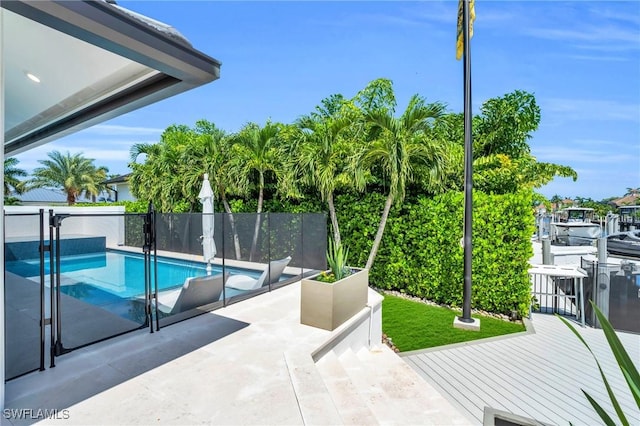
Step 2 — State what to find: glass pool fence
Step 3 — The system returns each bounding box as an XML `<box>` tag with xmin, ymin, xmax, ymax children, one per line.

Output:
<box><xmin>4</xmin><ymin>208</ymin><xmax>326</xmax><ymax>380</ymax></box>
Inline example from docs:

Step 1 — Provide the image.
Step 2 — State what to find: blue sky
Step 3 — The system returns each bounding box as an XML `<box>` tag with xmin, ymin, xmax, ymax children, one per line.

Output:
<box><xmin>15</xmin><ymin>1</ymin><xmax>640</xmax><ymax>201</ymax></box>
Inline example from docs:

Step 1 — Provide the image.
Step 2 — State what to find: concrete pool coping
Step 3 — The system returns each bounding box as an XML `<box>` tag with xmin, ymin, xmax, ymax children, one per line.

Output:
<box><xmin>109</xmin><ymin>245</ymin><xmax>312</xmax><ymax>278</ymax></box>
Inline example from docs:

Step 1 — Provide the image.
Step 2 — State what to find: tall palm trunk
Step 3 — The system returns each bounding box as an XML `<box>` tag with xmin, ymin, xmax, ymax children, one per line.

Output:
<box><xmin>67</xmin><ymin>191</ymin><xmax>76</xmax><ymax>206</ymax></box>
<box><xmin>327</xmin><ymin>191</ymin><xmax>341</xmax><ymax>246</ymax></box>
<box><xmin>220</xmin><ymin>191</ymin><xmax>242</xmax><ymax>260</ymax></box>
<box><xmin>249</xmin><ymin>173</ymin><xmax>264</xmax><ymax>261</ymax></box>
<box><xmin>365</xmin><ymin>194</ymin><xmax>393</xmax><ymax>270</ymax></box>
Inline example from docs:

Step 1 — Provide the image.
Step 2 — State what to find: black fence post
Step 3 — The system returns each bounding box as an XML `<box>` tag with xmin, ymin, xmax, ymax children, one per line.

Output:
<box><xmin>222</xmin><ymin>213</ymin><xmax>226</xmax><ymax>306</ymax></box>
<box><xmin>48</xmin><ymin>210</ymin><xmax>56</xmax><ymax>368</ymax></box>
<box><xmin>38</xmin><ymin>209</ymin><xmax>45</xmax><ymax>371</ymax></box>
<box><xmin>142</xmin><ymin>204</ymin><xmax>154</xmax><ymax>333</ymax></box>
<box><xmin>268</xmin><ymin>213</ymin><xmax>272</xmax><ymax>291</ymax></box>
<box><xmin>151</xmin><ymin>205</ymin><xmax>159</xmax><ymax>332</ymax></box>
<box><xmin>52</xmin><ymin>214</ymin><xmax>69</xmax><ymax>356</ymax></box>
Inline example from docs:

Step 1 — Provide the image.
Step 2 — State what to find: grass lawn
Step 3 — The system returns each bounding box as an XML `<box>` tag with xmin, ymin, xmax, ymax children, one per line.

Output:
<box><xmin>382</xmin><ymin>294</ymin><xmax>526</xmax><ymax>352</ymax></box>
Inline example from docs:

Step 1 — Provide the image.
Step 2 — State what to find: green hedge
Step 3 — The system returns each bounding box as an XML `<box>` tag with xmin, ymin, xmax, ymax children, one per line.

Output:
<box><xmin>335</xmin><ymin>190</ymin><xmax>534</xmax><ymax>317</ymax></box>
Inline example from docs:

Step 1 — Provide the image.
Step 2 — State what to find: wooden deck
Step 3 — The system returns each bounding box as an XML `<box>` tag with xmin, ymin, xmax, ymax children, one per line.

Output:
<box><xmin>403</xmin><ymin>313</ymin><xmax>640</xmax><ymax>425</ymax></box>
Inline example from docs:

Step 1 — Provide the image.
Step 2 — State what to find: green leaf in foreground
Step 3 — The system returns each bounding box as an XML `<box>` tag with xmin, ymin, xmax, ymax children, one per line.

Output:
<box><xmin>558</xmin><ymin>301</ymin><xmax>640</xmax><ymax>426</ymax></box>
<box><xmin>593</xmin><ymin>302</ymin><xmax>640</xmax><ymax>410</ymax></box>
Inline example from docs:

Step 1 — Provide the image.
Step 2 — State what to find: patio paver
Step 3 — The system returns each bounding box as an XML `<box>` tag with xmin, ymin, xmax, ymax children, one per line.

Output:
<box><xmin>5</xmin><ymin>283</ymin><xmax>468</xmax><ymax>425</ymax></box>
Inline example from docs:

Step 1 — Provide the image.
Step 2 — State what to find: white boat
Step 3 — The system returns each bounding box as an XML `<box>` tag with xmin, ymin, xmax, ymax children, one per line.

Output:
<box><xmin>551</xmin><ymin>207</ymin><xmax>601</xmax><ymax>245</ymax></box>
<box><xmin>607</xmin><ymin>230</ymin><xmax>640</xmax><ymax>258</ymax></box>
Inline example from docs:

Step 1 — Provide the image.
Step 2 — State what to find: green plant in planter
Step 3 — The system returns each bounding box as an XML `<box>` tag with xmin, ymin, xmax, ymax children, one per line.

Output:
<box><xmin>558</xmin><ymin>301</ymin><xmax>640</xmax><ymax>426</ymax></box>
<box><xmin>317</xmin><ymin>238</ymin><xmax>351</xmax><ymax>283</ymax></box>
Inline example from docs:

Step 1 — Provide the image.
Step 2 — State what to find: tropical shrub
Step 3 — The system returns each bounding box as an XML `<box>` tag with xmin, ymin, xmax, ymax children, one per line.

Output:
<box><xmin>336</xmin><ymin>190</ymin><xmax>534</xmax><ymax>317</ymax></box>
<box><xmin>317</xmin><ymin>238</ymin><xmax>350</xmax><ymax>283</ymax></box>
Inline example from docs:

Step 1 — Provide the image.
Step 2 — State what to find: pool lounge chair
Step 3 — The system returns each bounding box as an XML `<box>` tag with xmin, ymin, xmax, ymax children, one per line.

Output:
<box><xmin>155</xmin><ymin>272</ymin><xmax>228</xmax><ymax>314</ymax></box>
<box><xmin>225</xmin><ymin>256</ymin><xmax>292</xmax><ymax>291</ymax></box>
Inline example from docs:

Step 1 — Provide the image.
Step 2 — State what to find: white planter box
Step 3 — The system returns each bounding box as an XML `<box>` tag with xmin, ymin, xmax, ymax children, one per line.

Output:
<box><xmin>300</xmin><ymin>268</ymin><xmax>369</xmax><ymax>331</ymax></box>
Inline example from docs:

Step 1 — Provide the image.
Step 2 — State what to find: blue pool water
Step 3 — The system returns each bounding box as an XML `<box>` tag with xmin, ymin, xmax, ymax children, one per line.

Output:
<box><xmin>6</xmin><ymin>250</ymin><xmax>292</xmax><ymax>299</ymax></box>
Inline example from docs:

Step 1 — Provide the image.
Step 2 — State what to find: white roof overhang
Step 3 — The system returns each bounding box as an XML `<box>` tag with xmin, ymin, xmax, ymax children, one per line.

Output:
<box><xmin>2</xmin><ymin>0</ymin><xmax>221</xmax><ymax>154</ymax></box>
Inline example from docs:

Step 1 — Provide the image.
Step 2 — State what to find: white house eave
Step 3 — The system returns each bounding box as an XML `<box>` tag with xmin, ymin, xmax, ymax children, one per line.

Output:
<box><xmin>2</xmin><ymin>0</ymin><xmax>221</xmax><ymax>154</ymax></box>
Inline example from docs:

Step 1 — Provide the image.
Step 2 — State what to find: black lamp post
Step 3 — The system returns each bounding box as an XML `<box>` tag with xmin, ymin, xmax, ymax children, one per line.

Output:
<box><xmin>458</xmin><ymin>0</ymin><xmax>474</xmax><ymax>325</ymax></box>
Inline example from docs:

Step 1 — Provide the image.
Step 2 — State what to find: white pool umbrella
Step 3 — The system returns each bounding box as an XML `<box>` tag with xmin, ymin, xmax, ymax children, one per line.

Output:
<box><xmin>199</xmin><ymin>173</ymin><xmax>216</xmax><ymax>272</ymax></box>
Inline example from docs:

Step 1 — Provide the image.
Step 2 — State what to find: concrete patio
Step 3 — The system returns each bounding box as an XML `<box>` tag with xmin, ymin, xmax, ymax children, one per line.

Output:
<box><xmin>4</xmin><ymin>283</ymin><xmax>469</xmax><ymax>425</ymax></box>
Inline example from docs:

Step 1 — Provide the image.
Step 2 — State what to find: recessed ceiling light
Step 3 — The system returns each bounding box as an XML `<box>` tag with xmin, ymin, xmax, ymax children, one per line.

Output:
<box><xmin>25</xmin><ymin>72</ymin><xmax>41</xmax><ymax>83</ymax></box>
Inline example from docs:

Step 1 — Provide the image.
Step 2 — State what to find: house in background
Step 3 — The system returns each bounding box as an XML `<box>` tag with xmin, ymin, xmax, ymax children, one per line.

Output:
<box><xmin>11</xmin><ymin>188</ymin><xmax>86</xmax><ymax>205</ymax></box>
<box><xmin>9</xmin><ymin>188</ymin><xmax>114</xmax><ymax>205</ymax></box>
<box><xmin>103</xmin><ymin>173</ymin><xmax>135</xmax><ymax>201</ymax></box>
<box><xmin>609</xmin><ymin>191</ymin><xmax>639</xmax><ymax>208</ymax></box>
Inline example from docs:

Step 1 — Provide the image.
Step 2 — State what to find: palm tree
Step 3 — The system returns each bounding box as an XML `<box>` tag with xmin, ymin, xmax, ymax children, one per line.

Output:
<box><xmin>129</xmin><ymin>125</ymin><xmax>195</xmax><ymax>212</ymax></box>
<box><xmin>187</xmin><ymin>120</ymin><xmax>237</xmax><ymax>212</ymax></box>
<box><xmin>231</xmin><ymin>122</ymin><xmax>281</xmax><ymax>214</ymax></box>
<box><xmin>182</xmin><ymin>119</ymin><xmax>243</xmax><ymax>259</ymax></box>
<box><xmin>550</xmin><ymin>194</ymin><xmax>563</xmax><ymax>211</ymax></box>
<box><xmin>296</xmin><ymin>98</ymin><xmax>356</xmax><ymax>246</ymax></box>
<box><xmin>27</xmin><ymin>151</ymin><xmax>109</xmax><ymax>205</ymax></box>
<box><xmin>359</xmin><ymin>95</ymin><xmax>446</xmax><ymax>269</ymax></box>
<box><xmin>230</xmin><ymin>121</ymin><xmax>282</xmax><ymax>260</ymax></box>
<box><xmin>550</xmin><ymin>194</ymin><xmax>562</xmax><ymax>204</ymax></box>
<box><xmin>4</xmin><ymin>157</ymin><xmax>27</xmax><ymax>196</ymax></box>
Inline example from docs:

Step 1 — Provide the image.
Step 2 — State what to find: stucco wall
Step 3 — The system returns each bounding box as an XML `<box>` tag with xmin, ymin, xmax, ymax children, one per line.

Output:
<box><xmin>4</xmin><ymin>206</ymin><xmax>126</xmax><ymax>247</ymax></box>
<box><xmin>115</xmin><ymin>184</ymin><xmax>136</xmax><ymax>202</ymax></box>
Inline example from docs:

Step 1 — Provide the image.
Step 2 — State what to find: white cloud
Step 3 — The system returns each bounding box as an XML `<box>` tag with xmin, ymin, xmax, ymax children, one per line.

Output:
<box><xmin>568</xmin><ymin>54</ymin><xmax>628</xmax><ymax>62</ymax></box>
<box><xmin>317</xmin><ymin>11</ymin><xmax>428</xmax><ymax>29</ymax></box>
<box><xmin>540</xmin><ymin>98</ymin><xmax>640</xmax><ymax>123</ymax></box>
<box><xmin>75</xmin><ymin>148</ymin><xmax>130</xmax><ymax>162</ymax></box>
<box><xmin>478</xmin><ymin>2</ymin><xmax>640</xmax><ymax>53</ymax></box>
<box><xmin>313</xmin><ymin>1</ymin><xmax>454</xmax><ymax>29</ymax></box>
<box><xmin>355</xmin><ymin>13</ymin><xmax>422</xmax><ymax>27</ymax></box>
<box><xmin>12</xmin><ymin>137</ymin><xmax>155</xmax><ymax>175</ymax></box>
<box><xmin>570</xmin><ymin>139</ymin><xmax>631</xmax><ymax>149</ymax></box>
<box><xmin>532</xmin><ymin>146</ymin><xmax>631</xmax><ymax>164</ymax></box>
<box><xmin>572</xmin><ymin>43</ymin><xmax>640</xmax><ymax>53</ymax></box>
<box><xmin>396</xmin><ymin>2</ymin><xmax>517</xmax><ymax>28</ymax></box>
<box><xmin>524</xmin><ymin>25</ymin><xmax>639</xmax><ymax>45</ymax></box>
<box><xmin>409</xmin><ymin>2</ymin><xmax>456</xmax><ymax>25</ymax></box>
<box><xmin>539</xmin><ymin>170</ymin><xmax>640</xmax><ymax>200</ymax></box>
<box><xmin>587</xmin><ymin>6</ymin><xmax>640</xmax><ymax>27</ymax></box>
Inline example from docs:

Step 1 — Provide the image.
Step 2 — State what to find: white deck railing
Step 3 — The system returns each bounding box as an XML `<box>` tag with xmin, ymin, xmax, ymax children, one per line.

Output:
<box><xmin>529</xmin><ymin>264</ymin><xmax>587</xmax><ymax>326</ymax></box>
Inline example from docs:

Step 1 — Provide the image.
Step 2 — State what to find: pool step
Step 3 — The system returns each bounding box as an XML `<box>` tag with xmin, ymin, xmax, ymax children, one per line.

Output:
<box><xmin>316</xmin><ymin>346</ymin><xmax>470</xmax><ymax>425</ymax></box>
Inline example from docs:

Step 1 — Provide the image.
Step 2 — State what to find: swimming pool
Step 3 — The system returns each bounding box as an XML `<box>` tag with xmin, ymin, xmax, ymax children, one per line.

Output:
<box><xmin>6</xmin><ymin>250</ymin><xmax>293</xmax><ymax>300</ymax></box>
